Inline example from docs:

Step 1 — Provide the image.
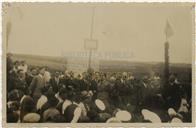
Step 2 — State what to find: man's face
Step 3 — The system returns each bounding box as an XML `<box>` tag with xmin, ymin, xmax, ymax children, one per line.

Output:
<box><xmin>15</xmin><ymin>62</ymin><xmax>19</xmax><ymax>67</ymax></box>
<box><xmin>18</xmin><ymin>71</ymin><xmax>25</xmax><ymax>78</ymax></box>
<box><xmin>21</xmin><ymin>61</ymin><xmax>25</xmax><ymax>65</ymax></box>
<box><xmin>55</xmin><ymin>72</ymin><xmax>59</xmax><ymax>77</ymax></box>
<box><xmin>7</xmin><ymin>54</ymin><xmax>13</xmax><ymax>60</ymax></box>
<box><xmin>59</xmin><ymin>91</ymin><xmax>67</xmax><ymax>100</ymax></box>
<box><xmin>39</xmin><ymin>68</ymin><xmax>45</xmax><ymax>75</ymax></box>
<box><xmin>31</xmin><ymin>69</ymin><xmax>37</xmax><ymax>76</ymax></box>
<box><xmin>77</xmin><ymin>74</ymin><xmax>82</xmax><ymax>79</ymax></box>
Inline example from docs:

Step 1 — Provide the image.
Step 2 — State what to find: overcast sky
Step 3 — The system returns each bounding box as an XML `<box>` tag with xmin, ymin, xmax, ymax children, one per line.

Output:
<box><xmin>4</xmin><ymin>3</ymin><xmax>193</xmax><ymax>63</ymax></box>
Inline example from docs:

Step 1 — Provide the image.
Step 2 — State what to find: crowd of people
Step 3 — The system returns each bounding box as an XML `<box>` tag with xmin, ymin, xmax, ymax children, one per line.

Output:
<box><xmin>6</xmin><ymin>54</ymin><xmax>192</xmax><ymax>123</ymax></box>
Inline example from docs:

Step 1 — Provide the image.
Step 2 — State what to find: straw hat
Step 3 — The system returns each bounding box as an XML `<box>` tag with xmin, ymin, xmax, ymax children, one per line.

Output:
<box><xmin>168</xmin><ymin>108</ymin><xmax>177</xmax><ymax>117</ymax></box>
<box><xmin>171</xmin><ymin>117</ymin><xmax>183</xmax><ymax>123</ymax></box>
<box><xmin>106</xmin><ymin>117</ymin><xmax>121</xmax><ymax>123</ymax></box>
<box><xmin>95</xmin><ymin>99</ymin><xmax>106</xmax><ymax>111</ymax></box>
<box><xmin>36</xmin><ymin>95</ymin><xmax>48</xmax><ymax>110</ymax></box>
<box><xmin>141</xmin><ymin>109</ymin><xmax>161</xmax><ymax>123</ymax></box>
<box><xmin>115</xmin><ymin>110</ymin><xmax>132</xmax><ymax>122</ymax></box>
<box><xmin>23</xmin><ymin>113</ymin><xmax>41</xmax><ymax>123</ymax></box>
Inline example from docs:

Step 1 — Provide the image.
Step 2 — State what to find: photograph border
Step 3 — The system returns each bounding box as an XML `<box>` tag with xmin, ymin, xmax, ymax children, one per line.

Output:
<box><xmin>1</xmin><ymin>2</ymin><xmax>195</xmax><ymax>127</ymax></box>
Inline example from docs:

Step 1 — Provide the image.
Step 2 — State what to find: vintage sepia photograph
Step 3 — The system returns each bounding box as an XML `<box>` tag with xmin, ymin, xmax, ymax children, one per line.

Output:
<box><xmin>2</xmin><ymin>2</ymin><xmax>195</xmax><ymax>126</ymax></box>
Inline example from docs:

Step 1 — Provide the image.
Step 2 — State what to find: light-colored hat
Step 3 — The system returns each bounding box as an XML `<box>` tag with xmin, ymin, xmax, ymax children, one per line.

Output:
<box><xmin>171</xmin><ymin>117</ymin><xmax>183</xmax><ymax>123</ymax></box>
<box><xmin>106</xmin><ymin>117</ymin><xmax>121</xmax><ymax>123</ymax></box>
<box><xmin>81</xmin><ymin>91</ymin><xmax>88</xmax><ymax>96</ymax></box>
<box><xmin>88</xmin><ymin>90</ymin><xmax>93</xmax><ymax>97</ymax></box>
<box><xmin>168</xmin><ymin>108</ymin><xmax>177</xmax><ymax>117</ymax></box>
<box><xmin>110</xmin><ymin>76</ymin><xmax>116</xmax><ymax>81</ymax></box>
<box><xmin>95</xmin><ymin>99</ymin><xmax>106</xmax><ymax>111</ymax></box>
<box><xmin>64</xmin><ymin>70</ymin><xmax>69</xmax><ymax>74</ymax></box>
<box><xmin>115</xmin><ymin>110</ymin><xmax>132</xmax><ymax>122</ymax></box>
<box><xmin>122</xmin><ymin>72</ymin><xmax>127</xmax><ymax>76</ymax></box>
<box><xmin>178</xmin><ymin>98</ymin><xmax>189</xmax><ymax>113</ymax></box>
<box><xmin>141</xmin><ymin>109</ymin><xmax>161</xmax><ymax>123</ymax></box>
<box><xmin>62</xmin><ymin>100</ymin><xmax>72</xmax><ymax>114</ymax></box>
<box><xmin>77</xmin><ymin>73</ymin><xmax>83</xmax><ymax>78</ymax></box>
<box><xmin>36</xmin><ymin>95</ymin><xmax>48</xmax><ymax>110</ymax></box>
<box><xmin>23</xmin><ymin>113</ymin><xmax>41</xmax><ymax>123</ymax></box>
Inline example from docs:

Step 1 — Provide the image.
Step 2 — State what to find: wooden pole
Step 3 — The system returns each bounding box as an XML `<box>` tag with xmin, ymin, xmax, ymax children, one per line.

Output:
<box><xmin>164</xmin><ymin>41</ymin><xmax>169</xmax><ymax>86</ymax></box>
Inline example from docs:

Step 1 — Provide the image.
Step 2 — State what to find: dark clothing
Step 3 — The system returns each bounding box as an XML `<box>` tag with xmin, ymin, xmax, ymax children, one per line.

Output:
<box><xmin>163</xmin><ymin>83</ymin><xmax>183</xmax><ymax>110</ymax></box>
<box><xmin>20</xmin><ymin>96</ymin><xmax>36</xmax><ymax>121</ymax></box>
<box><xmin>64</xmin><ymin>104</ymin><xmax>78</xmax><ymax>122</ymax></box>
<box><xmin>39</xmin><ymin>102</ymin><xmax>51</xmax><ymax>121</ymax></box>
<box><xmin>29</xmin><ymin>75</ymin><xmax>45</xmax><ymax>102</ymax></box>
<box><xmin>15</xmin><ymin>78</ymin><xmax>27</xmax><ymax>92</ymax></box>
<box><xmin>25</xmin><ymin>74</ymin><xmax>34</xmax><ymax>87</ymax></box>
<box><xmin>7</xmin><ymin>71</ymin><xmax>18</xmax><ymax>92</ymax></box>
<box><xmin>79</xmin><ymin>80</ymin><xmax>89</xmax><ymax>91</ymax></box>
<box><xmin>49</xmin><ymin>77</ymin><xmax>60</xmax><ymax>93</ymax></box>
<box><xmin>56</xmin><ymin>102</ymin><xmax>63</xmax><ymax>114</ymax></box>
<box><xmin>90</xmin><ymin>80</ymin><xmax>97</xmax><ymax>93</ymax></box>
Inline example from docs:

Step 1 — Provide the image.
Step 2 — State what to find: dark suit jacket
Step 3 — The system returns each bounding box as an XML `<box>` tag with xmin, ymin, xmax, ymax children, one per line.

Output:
<box><xmin>29</xmin><ymin>74</ymin><xmax>45</xmax><ymax>102</ymax></box>
<box><xmin>49</xmin><ymin>77</ymin><xmax>60</xmax><ymax>93</ymax></box>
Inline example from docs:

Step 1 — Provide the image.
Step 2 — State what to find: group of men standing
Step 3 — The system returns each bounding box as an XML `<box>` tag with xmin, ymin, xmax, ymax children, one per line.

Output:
<box><xmin>6</xmin><ymin>54</ymin><xmax>191</xmax><ymax>123</ymax></box>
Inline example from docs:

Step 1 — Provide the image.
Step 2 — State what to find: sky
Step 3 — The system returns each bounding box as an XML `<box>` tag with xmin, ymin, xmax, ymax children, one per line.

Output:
<box><xmin>4</xmin><ymin>3</ymin><xmax>194</xmax><ymax>64</ymax></box>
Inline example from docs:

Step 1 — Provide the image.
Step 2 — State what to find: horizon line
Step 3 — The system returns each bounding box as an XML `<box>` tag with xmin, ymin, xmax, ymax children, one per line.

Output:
<box><xmin>7</xmin><ymin>52</ymin><xmax>192</xmax><ymax>65</ymax></box>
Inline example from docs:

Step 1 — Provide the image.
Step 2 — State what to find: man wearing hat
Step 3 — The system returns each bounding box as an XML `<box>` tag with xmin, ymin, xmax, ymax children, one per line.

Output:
<box><xmin>43</xmin><ymin>66</ymin><xmax>51</xmax><ymax>85</ymax></box>
<box><xmin>7</xmin><ymin>53</ymin><xmax>13</xmax><ymax>74</ymax></box>
<box><xmin>163</xmin><ymin>74</ymin><xmax>183</xmax><ymax>111</ymax></box>
<box><xmin>25</xmin><ymin>68</ymin><xmax>38</xmax><ymax>87</ymax></box>
<box><xmin>15</xmin><ymin>69</ymin><xmax>27</xmax><ymax>93</ymax></box>
<box><xmin>7</xmin><ymin>61</ymin><xmax>19</xmax><ymax>92</ymax></box>
<box><xmin>20</xmin><ymin>95</ymin><xmax>36</xmax><ymax>122</ymax></box>
<box><xmin>18</xmin><ymin>60</ymin><xmax>28</xmax><ymax>73</ymax></box>
<box><xmin>42</xmin><ymin>97</ymin><xmax>60</xmax><ymax>122</ymax></box>
<box><xmin>167</xmin><ymin>108</ymin><xmax>183</xmax><ymax>123</ymax></box>
<box><xmin>22</xmin><ymin>113</ymin><xmax>41</xmax><ymax>123</ymax></box>
<box><xmin>56</xmin><ymin>87</ymin><xmax>69</xmax><ymax>113</ymax></box>
<box><xmin>29</xmin><ymin>67</ymin><xmax>46</xmax><ymax>103</ymax></box>
<box><xmin>59</xmin><ymin>70</ymin><xmax>73</xmax><ymax>90</ymax></box>
<box><xmin>36</xmin><ymin>87</ymin><xmax>48</xmax><ymax>112</ymax></box>
<box><xmin>7</xmin><ymin>100</ymin><xmax>20</xmax><ymax>122</ymax></box>
<box><xmin>63</xmin><ymin>94</ymin><xmax>82</xmax><ymax>123</ymax></box>
<box><xmin>87</xmin><ymin>99</ymin><xmax>111</xmax><ymax>122</ymax></box>
<box><xmin>49</xmin><ymin>71</ymin><xmax>61</xmax><ymax>93</ymax></box>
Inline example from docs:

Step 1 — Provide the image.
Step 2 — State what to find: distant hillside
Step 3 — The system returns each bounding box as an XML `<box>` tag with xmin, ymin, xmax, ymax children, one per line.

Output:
<box><xmin>10</xmin><ymin>53</ymin><xmax>191</xmax><ymax>83</ymax></box>
<box><xmin>12</xmin><ymin>53</ymin><xmax>67</xmax><ymax>71</ymax></box>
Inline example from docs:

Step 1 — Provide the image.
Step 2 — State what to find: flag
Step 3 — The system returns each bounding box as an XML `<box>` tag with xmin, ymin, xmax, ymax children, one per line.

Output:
<box><xmin>164</xmin><ymin>20</ymin><xmax>174</xmax><ymax>39</ymax></box>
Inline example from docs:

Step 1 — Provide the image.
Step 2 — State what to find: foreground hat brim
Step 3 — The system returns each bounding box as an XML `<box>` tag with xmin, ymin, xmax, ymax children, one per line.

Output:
<box><xmin>95</xmin><ymin>99</ymin><xmax>106</xmax><ymax>111</ymax></box>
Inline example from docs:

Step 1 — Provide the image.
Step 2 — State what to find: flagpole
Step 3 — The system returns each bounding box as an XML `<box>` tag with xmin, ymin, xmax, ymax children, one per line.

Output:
<box><xmin>166</xmin><ymin>34</ymin><xmax>168</xmax><ymax>42</ymax></box>
<box><xmin>164</xmin><ymin>40</ymin><xmax>169</xmax><ymax>86</ymax></box>
<box><xmin>164</xmin><ymin>20</ymin><xmax>173</xmax><ymax>87</ymax></box>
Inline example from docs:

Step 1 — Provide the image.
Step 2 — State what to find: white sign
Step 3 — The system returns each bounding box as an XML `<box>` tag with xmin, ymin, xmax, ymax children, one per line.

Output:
<box><xmin>66</xmin><ymin>57</ymin><xmax>99</xmax><ymax>73</ymax></box>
